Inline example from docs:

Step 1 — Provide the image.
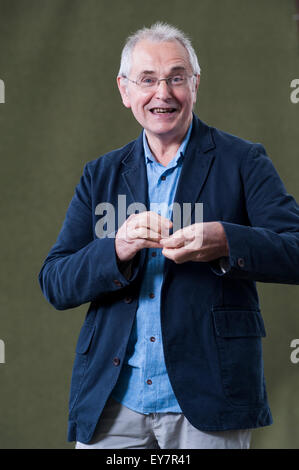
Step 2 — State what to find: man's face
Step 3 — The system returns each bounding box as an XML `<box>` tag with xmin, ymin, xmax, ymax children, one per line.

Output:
<box><xmin>117</xmin><ymin>40</ymin><xmax>200</xmax><ymax>141</ymax></box>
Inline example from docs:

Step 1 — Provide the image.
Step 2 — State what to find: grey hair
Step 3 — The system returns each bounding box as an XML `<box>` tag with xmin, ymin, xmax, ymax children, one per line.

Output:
<box><xmin>118</xmin><ymin>22</ymin><xmax>201</xmax><ymax>78</ymax></box>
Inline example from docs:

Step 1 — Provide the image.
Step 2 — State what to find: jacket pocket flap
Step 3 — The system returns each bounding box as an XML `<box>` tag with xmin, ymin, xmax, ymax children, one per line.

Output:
<box><xmin>212</xmin><ymin>309</ymin><xmax>266</xmax><ymax>338</ymax></box>
<box><xmin>75</xmin><ymin>323</ymin><xmax>96</xmax><ymax>354</ymax></box>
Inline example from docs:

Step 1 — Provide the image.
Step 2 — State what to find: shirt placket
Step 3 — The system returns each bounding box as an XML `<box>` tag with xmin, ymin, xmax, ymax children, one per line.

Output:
<box><xmin>142</xmin><ymin>166</ymin><xmax>175</xmax><ymax>412</ymax></box>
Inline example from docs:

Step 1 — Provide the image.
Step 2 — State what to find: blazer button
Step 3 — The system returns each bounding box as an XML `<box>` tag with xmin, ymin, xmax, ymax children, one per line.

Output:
<box><xmin>113</xmin><ymin>357</ymin><xmax>120</xmax><ymax>366</ymax></box>
<box><xmin>124</xmin><ymin>296</ymin><xmax>132</xmax><ymax>304</ymax></box>
<box><xmin>113</xmin><ymin>279</ymin><xmax>123</xmax><ymax>287</ymax></box>
<box><xmin>238</xmin><ymin>257</ymin><xmax>245</xmax><ymax>268</ymax></box>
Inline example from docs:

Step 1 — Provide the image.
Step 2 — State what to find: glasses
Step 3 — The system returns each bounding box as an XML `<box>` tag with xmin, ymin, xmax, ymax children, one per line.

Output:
<box><xmin>123</xmin><ymin>73</ymin><xmax>196</xmax><ymax>89</ymax></box>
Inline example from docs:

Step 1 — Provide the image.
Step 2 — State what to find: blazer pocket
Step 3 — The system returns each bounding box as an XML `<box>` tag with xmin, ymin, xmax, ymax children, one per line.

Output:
<box><xmin>69</xmin><ymin>323</ymin><xmax>96</xmax><ymax>414</ymax></box>
<box><xmin>212</xmin><ymin>307</ymin><xmax>266</xmax><ymax>406</ymax></box>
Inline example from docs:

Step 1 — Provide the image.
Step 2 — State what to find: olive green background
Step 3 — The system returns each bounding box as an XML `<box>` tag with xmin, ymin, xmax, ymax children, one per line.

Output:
<box><xmin>0</xmin><ymin>0</ymin><xmax>298</xmax><ymax>449</ymax></box>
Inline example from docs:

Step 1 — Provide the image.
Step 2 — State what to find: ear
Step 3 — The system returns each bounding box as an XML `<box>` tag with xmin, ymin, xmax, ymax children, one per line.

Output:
<box><xmin>117</xmin><ymin>76</ymin><xmax>131</xmax><ymax>108</ymax></box>
<box><xmin>192</xmin><ymin>74</ymin><xmax>200</xmax><ymax>104</ymax></box>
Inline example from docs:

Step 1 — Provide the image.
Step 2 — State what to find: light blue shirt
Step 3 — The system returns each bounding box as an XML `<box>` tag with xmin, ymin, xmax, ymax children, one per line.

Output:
<box><xmin>112</xmin><ymin>121</ymin><xmax>193</xmax><ymax>414</ymax></box>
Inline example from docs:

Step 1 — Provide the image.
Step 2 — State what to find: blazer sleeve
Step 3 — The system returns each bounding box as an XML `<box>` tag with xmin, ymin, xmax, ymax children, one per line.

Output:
<box><xmin>211</xmin><ymin>144</ymin><xmax>299</xmax><ymax>284</ymax></box>
<box><xmin>38</xmin><ymin>163</ymin><xmax>140</xmax><ymax>310</ymax></box>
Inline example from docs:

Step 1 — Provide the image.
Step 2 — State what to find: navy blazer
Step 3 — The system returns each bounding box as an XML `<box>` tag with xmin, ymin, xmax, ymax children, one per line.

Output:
<box><xmin>39</xmin><ymin>114</ymin><xmax>299</xmax><ymax>444</ymax></box>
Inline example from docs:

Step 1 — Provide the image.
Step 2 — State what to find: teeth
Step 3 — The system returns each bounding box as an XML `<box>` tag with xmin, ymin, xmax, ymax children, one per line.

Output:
<box><xmin>152</xmin><ymin>108</ymin><xmax>175</xmax><ymax>113</ymax></box>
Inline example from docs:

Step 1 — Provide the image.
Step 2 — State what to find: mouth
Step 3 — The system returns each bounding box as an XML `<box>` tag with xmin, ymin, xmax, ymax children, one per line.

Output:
<box><xmin>149</xmin><ymin>107</ymin><xmax>177</xmax><ymax>114</ymax></box>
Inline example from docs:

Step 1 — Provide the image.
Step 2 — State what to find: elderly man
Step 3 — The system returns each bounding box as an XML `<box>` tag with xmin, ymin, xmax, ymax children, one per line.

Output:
<box><xmin>39</xmin><ymin>22</ymin><xmax>299</xmax><ymax>449</ymax></box>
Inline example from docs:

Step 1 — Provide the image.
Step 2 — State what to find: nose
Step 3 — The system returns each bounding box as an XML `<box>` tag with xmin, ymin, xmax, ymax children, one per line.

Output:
<box><xmin>154</xmin><ymin>79</ymin><xmax>172</xmax><ymax>99</ymax></box>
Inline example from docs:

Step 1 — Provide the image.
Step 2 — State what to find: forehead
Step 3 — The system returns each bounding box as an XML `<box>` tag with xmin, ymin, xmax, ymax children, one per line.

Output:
<box><xmin>130</xmin><ymin>39</ymin><xmax>192</xmax><ymax>75</ymax></box>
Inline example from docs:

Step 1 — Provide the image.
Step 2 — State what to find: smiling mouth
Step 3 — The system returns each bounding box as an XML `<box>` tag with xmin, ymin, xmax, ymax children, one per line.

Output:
<box><xmin>150</xmin><ymin>107</ymin><xmax>177</xmax><ymax>114</ymax></box>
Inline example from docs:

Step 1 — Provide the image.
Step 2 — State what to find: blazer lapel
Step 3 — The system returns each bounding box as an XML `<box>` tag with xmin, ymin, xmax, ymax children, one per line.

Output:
<box><xmin>172</xmin><ymin>115</ymin><xmax>216</xmax><ymax>226</ymax></box>
<box><xmin>121</xmin><ymin>132</ymin><xmax>149</xmax><ymax>211</ymax></box>
<box><xmin>119</xmin><ymin>132</ymin><xmax>149</xmax><ymax>270</ymax></box>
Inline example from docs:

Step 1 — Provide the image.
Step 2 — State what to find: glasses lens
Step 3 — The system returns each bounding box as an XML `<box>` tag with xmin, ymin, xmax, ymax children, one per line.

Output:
<box><xmin>169</xmin><ymin>75</ymin><xmax>186</xmax><ymax>86</ymax></box>
<box><xmin>136</xmin><ymin>73</ymin><xmax>190</xmax><ymax>88</ymax></box>
<box><xmin>139</xmin><ymin>76</ymin><xmax>158</xmax><ymax>88</ymax></box>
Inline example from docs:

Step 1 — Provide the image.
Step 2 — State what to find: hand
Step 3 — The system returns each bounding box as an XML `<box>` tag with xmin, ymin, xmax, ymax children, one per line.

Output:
<box><xmin>115</xmin><ymin>211</ymin><xmax>173</xmax><ymax>262</ymax></box>
<box><xmin>160</xmin><ymin>222</ymin><xmax>229</xmax><ymax>264</ymax></box>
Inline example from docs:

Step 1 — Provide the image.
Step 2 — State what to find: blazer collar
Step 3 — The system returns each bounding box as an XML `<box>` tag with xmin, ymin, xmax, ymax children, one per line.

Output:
<box><xmin>120</xmin><ymin>114</ymin><xmax>216</xmax><ymax>216</ymax></box>
<box><xmin>120</xmin><ymin>129</ymin><xmax>149</xmax><ymax>209</ymax></box>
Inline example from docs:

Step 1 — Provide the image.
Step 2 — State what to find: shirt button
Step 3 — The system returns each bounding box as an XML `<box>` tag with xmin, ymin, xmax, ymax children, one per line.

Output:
<box><xmin>151</xmin><ymin>252</ymin><xmax>157</xmax><ymax>257</ymax></box>
<box><xmin>147</xmin><ymin>379</ymin><xmax>152</xmax><ymax>385</ymax></box>
<box><xmin>149</xmin><ymin>293</ymin><xmax>155</xmax><ymax>299</ymax></box>
<box><xmin>161</xmin><ymin>175</ymin><xmax>166</xmax><ymax>181</ymax></box>
<box><xmin>113</xmin><ymin>279</ymin><xmax>123</xmax><ymax>287</ymax></box>
<box><xmin>237</xmin><ymin>258</ymin><xmax>245</xmax><ymax>268</ymax></box>
<box><xmin>113</xmin><ymin>357</ymin><xmax>120</xmax><ymax>366</ymax></box>
<box><xmin>124</xmin><ymin>296</ymin><xmax>132</xmax><ymax>303</ymax></box>
<box><xmin>150</xmin><ymin>336</ymin><xmax>156</xmax><ymax>342</ymax></box>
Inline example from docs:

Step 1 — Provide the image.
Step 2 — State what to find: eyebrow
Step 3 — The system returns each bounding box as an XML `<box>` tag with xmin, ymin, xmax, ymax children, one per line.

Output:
<box><xmin>169</xmin><ymin>66</ymin><xmax>187</xmax><ymax>73</ymax></box>
<box><xmin>137</xmin><ymin>66</ymin><xmax>187</xmax><ymax>77</ymax></box>
<box><xmin>138</xmin><ymin>70</ymin><xmax>155</xmax><ymax>76</ymax></box>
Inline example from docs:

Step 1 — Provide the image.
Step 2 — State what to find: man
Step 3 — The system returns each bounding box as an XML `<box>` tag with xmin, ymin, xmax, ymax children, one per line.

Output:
<box><xmin>39</xmin><ymin>22</ymin><xmax>299</xmax><ymax>449</ymax></box>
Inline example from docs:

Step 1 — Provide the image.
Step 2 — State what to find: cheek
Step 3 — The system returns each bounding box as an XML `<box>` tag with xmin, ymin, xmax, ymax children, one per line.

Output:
<box><xmin>131</xmin><ymin>100</ymin><xmax>149</xmax><ymax>119</ymax></box>
<box><xmin>174</xmin><ymin>90</ymin><xmax>193</xmax><ymax>108</ymax></box>
<box><xmin>186</xmin><ymin>91</ymin><xmax>197</xmax><ymax>107</ymax></box>
<box><xmin>137</xmin><ymin>98</ymin><xmax>155</xmax><ymax>114</ymax></box>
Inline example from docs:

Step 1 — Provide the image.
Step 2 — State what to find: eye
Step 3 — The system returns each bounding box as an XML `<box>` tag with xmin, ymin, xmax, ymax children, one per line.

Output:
<box><xmin>140</xmin><ymin>76</ymin><xmax>156</xmax><ymax>86</ymax></box>
<box><xmin>170</xmin><ymin>75</ymin><xmax>184</xmax><ymax>84</ymax></box>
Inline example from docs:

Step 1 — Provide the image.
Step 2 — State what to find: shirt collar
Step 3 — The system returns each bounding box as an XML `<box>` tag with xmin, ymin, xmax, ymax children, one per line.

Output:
<box><xmin>143</xmin><ymin>120</ymin><xmax>193</xmax><ymax>168</ymax></box>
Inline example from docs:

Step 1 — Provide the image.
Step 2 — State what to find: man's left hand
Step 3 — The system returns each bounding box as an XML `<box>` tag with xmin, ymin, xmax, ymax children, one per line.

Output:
<box><xmin>160</xmin><ymin>222</ymin><xmax>229</xmax><ymax>264</ymax></box>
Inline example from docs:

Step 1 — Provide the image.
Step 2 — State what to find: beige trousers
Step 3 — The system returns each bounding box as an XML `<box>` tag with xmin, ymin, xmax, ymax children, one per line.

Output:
<box><xmin>75</xmin><ymin>396</ymin><xmax>251</xmax><ymax>449</ymax></box>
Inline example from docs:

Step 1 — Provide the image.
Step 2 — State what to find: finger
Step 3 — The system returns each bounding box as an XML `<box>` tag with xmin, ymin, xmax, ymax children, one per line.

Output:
<box><xmin>135</xmin><ymin>211</ymin><xmax>172</xmax><ymax>233</ymax></box>
<box><xmin>160</xmin><ymin>228</ymin><xmax>192</xmax><ymax>247</ymax></box>
<box><xmin>162</xmin><ymin>246</ymin><xmax>192</xmax><ymax>264</ymax></box>
<box><xmin>160</xmin><ymin>224</ymin><xmax>198</xmax><ymax>247</ymax></box>
<box><xmin>116</xmin><ymin>224</ymin><xmax>160</xmax><ymax>242</ymax></box>
<box><xmin>131</xmin><ymin>227</ymin><xmax>162</xmax><ymax>241</ymax></box>
<box><xmin>162</xmin><ymin>237</ymin><xmax>198</xmax><ymax>256</ymax></box>
<box><xmin>160</xmin><ymin>236</ymin><xmax>186</xmax><ymax>248</ymax></box>
<box><xmin>140</xmin><ymin>240</ymin><xmax>163</xmax><ymax>249</ymax></box>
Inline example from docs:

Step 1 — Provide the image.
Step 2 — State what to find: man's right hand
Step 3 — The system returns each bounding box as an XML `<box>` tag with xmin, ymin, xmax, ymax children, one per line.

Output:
<box><xmin>115</xmin><ymin>211</ymin><xmax>173</xmax><ymax>262</ymax></box>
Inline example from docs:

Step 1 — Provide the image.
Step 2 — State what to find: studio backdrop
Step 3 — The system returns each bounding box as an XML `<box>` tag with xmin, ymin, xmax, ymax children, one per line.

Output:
<box><xmin>0</xmin><ymin>0</ymin><xmax>298</xmax><ymax>449</ymax></box>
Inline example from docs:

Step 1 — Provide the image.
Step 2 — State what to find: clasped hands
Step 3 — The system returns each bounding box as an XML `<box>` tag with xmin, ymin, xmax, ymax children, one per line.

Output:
<box><xmin>115</xmin><ymin>211</ymin><xmax>229</xmax><ymax>264</ymax></box>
